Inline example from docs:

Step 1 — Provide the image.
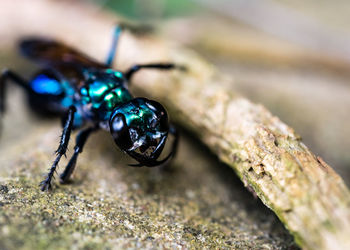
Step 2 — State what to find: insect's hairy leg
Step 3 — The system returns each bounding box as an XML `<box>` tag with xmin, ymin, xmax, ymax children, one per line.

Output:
<box><xmin>60</xmin><ymin>125</ymin><xmax>99</xmax><ymax>184</ymax></box>
<box><xmin>40</xmin><ymin>105</ymin><xmax>76</xmax><ymax>191</ymax></box>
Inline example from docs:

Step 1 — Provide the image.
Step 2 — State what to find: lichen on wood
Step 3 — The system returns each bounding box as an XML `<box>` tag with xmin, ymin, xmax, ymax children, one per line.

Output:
<box><xmin>132</xmin><ymin>44</ymin><xmax>350</xmax><ymax>250</ymax></box>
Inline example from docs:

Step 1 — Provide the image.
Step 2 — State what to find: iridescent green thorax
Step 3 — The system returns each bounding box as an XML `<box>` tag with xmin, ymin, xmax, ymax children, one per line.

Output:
<box><xmin>80</xmin><ymin>69</ymin><xmax>133</xmax><ymax>121</ymax></box>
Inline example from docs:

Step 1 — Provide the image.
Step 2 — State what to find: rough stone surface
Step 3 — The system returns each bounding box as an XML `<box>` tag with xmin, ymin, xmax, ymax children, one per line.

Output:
<box><xmin>0</xmin><ymin>81</ymin><xmax>297</xmax><ymax>249</ymax></box>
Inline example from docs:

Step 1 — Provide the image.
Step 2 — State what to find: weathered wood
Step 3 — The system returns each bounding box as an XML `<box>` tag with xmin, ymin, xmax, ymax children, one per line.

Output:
<box><xmin>1</xmin><ymin>0</ymin><xmax>350</xmax><ymax>249</ymax></box>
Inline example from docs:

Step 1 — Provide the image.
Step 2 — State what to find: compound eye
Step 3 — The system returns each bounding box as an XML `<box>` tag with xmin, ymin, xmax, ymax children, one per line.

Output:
<box><xmin>109</xmin><ymin>113</ymin><xmax>133</xmax><ymax>150</ymax></box>
<box><xmin>146</xmin><ymin>100</ymin><xmax>169</xmax><ymax>132</ymax></box>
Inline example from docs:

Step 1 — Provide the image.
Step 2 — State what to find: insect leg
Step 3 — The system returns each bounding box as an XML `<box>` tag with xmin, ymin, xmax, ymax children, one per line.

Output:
<box><xmin>128</xmin><ymin>124</ymin><xmax>179</xmax><ymax>168</ymax></box>
<box><xmin>105</xmin><ymin>23</ymin><xmax>157</xmax><ymax>67</ymax></box>
<box><xmin>158</xmin><ymin>124</ymin><xmax>179</xmax><ymax>172</ymax></box>
<box><xmin>0</xmin><ymin>69</ymin><xmax>32</xmax><ymax>116</ymax></box>
<box><xmin>105</xmin><ymin>25</ymin><xmax>122</xmax><ymax>68</ymax></box>
<box><xmin>59</xmin><ymin>125</ymin><xmax>98</xmax><ymax>184</ymax></box>
<box><xmin>40</xmin><ymin>105</ymin><xmax>76</xmax><ymax>191</ymax></box>
<box><xmin>124</xmin><ymin>63</ymin><xmax>185</xmax><ymax>82</ymax></box>
<box><xmin>168</xmin><ymin>124</ymin><xmax>179</xmax><ymax>160</ymax></box>
<box><xmin>146</xmin><ymin>124</ymin><xmax>179</xmax><ymax>167</ymax></box>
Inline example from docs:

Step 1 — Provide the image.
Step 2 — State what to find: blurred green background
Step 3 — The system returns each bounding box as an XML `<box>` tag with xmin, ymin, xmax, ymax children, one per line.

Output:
<box><xmin>105</xmin><ymin>0</ymin><xmax>199</xmax><ymax>19</ymax></box>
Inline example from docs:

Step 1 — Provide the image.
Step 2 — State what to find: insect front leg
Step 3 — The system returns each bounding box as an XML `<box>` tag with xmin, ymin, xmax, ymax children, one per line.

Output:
<box><xmin>128</xmin><ymin>124</ymin><xmax>179</xmax><ymax>168</ymax></box>
<box><xmin>40</xmin><ymin>105</ymin><xmax>76</xmax><ymax>191</ymax></box>
<box><xmin>145</xmin><ymin>124</ymin><xmax>179</xmax><ymax>167</ymax></box>
<box><xmin>124</xmin><ymin>63</ymin><xmax>185</xmax><ymax>82</ymax></box>
<box><xmin>59</xmin><ymin>125</ymin><xmax>98</xmax><ymax>184</ymax></box>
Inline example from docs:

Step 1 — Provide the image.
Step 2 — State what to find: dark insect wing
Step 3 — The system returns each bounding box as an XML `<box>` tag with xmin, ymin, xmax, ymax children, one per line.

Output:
<box><xmin>19</xmin><ymin>38</ymin><xmax>107</xmax><ymax>69</ymax></box>
<box><xmin>49</xmin><ymin>64</ymin><xmax>87</xmax><ymax>90</ymax></box>
<box><xmin>20</xmin><ymin>38</ymin><xmax>109</xmax><ymax>91</ymax></box>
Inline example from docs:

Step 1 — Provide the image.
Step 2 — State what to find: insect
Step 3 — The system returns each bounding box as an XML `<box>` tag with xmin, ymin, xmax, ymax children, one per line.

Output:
<box><xmin>0</xmin><ymin>25</ymin><xmax>183</xmax><ymax>191</ymax></box>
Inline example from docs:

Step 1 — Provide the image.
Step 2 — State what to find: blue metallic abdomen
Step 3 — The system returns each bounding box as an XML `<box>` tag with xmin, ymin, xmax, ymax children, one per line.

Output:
<box><xmin>30</xmin><ymin>73</ymin><xmax>63</xmax><ymax>96</ymax></box>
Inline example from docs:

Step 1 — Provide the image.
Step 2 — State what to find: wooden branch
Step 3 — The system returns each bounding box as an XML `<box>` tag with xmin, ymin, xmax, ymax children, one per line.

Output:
<box><xmin>1</xmin><ymin>0</ymin><xmax>350</xmax><ymax>249</ymax></box>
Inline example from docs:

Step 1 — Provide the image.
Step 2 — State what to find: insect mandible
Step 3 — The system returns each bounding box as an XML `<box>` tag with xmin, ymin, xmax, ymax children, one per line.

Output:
<box><xmin>0</xmin><ymin>25</ymin><xmax>183</xmax><ymax>191</ymax></box>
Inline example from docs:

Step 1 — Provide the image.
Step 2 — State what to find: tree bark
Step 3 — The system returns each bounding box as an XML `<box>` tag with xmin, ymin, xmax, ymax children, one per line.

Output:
<box><xmin>1</xmin><ymin>0</ymin><xmax>350</xmax><ymax>249</ymax></box>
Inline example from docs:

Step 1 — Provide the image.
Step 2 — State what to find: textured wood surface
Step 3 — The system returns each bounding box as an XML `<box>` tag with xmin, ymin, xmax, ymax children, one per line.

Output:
<box><xmin>1</xmin><ymin>0</ymin><xmax>350</xmax><ymax>249</ymax></box>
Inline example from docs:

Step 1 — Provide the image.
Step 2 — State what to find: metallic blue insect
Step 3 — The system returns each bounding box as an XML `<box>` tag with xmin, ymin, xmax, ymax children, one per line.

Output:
<box><xmin>0</xmin><ymin>26</ymin><xmax>182</xmax><ymax>191</ymax></box>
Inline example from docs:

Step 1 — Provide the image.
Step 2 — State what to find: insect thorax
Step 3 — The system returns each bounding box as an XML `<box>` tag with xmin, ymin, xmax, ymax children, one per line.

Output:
<box><xmin>78</xmin><ymin>70</ymin><xmax>133</xmax><ymax>122</ymax></box>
